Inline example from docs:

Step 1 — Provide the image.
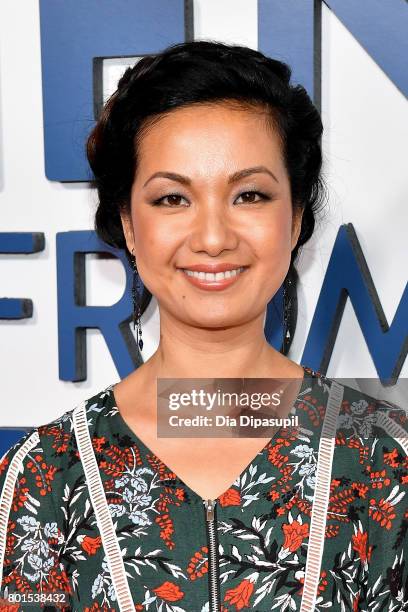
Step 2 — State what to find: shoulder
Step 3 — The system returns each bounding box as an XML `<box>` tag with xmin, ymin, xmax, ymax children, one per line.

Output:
<box><xmin>335</xmin><ymin>382</ymin><xmax>407</xmax><ymax>451</ymax></box>
<box><xmin>329</xmin><ymin>381</ymin><xmax>407</xmax><ymax>504</ymax></box>
<box><xmin>0</xmin><ymin>427</ymin><xmax>42</xmax><ymax>500</ymax></box>
<box><xmin>302</xmin><ymin>373</ymin><xmax>407</xmax><ymax>475</ymax></box>
<box><xmin>37</xmin><ymin>382</ymin><xmax>115</xmax><ymax>450</ymax></box>
<box><xmin>0</xmin><ymin>383</ymin><xmax>115</xmax><ymax>495</ymax></box>
<box><xmin>0</xmin><ymin>384</ymin><xmax>117</xmax><ymax>599</ymax></box>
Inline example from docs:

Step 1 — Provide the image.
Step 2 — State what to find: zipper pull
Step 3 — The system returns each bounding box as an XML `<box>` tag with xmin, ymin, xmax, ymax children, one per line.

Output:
<box><xmin>204</xmin><ymin>498</ymin><xmax>216</xmax><ymax>521</ymax></box>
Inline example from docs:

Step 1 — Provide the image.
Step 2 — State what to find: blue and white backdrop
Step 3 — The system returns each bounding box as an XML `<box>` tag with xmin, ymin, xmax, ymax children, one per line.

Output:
<box><xmin>0</xmin><ymin>0</ymin><xmax>407</xmax><ymax>454</ymax></box>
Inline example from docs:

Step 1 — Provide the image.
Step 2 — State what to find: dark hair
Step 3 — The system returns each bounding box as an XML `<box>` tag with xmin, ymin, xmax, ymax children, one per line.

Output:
<box><xmin>87</xmin><ymin>40</ymin><xmax>327</xmax><ymax>353</ymax></box>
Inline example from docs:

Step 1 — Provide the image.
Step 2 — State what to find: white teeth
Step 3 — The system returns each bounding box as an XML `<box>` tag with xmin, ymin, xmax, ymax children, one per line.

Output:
<box><xmin>183</xmin><ymin>267</ymin><xmax>245</xmax><ymax>281</ymax></box>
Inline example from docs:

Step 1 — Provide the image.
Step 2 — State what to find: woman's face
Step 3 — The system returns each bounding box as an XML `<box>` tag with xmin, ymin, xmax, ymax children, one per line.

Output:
<box><xmin>121</xmin><ymin>102</ymin><xmax>303</xmax><ymax>329</ymax></box>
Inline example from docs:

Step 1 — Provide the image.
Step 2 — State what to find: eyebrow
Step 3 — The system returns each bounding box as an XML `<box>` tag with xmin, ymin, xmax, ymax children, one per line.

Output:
<box><xmin>142</xmin><ymin>165</ymin><xmax>279</xmax><ymax>188</ymax></box>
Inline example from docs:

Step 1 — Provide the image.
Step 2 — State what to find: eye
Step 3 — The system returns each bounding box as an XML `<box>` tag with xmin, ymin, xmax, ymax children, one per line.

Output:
<box><xmin>234</xmin><ymin>191</ymin><xmax>270</xmax><ymax>205</ymax></box>
<box><xmin>151</xmin><ymin>193</ymin><xmax>188</xmax><ymax>207</ymax></box>
<box><xmin>151</xmin><ymin>190</ymin><xmax>271</xmax><ymax>207</ymax></box>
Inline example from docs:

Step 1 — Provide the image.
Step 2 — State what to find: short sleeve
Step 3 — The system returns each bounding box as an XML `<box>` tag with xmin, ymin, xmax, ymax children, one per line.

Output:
<box><xmin>360</xmin><ymin>406</ymin><xmax>408</xmax><ymax>609</ymax></box>
<box><xmin>0</xmin><ymin>428</ymin><xmax>72</xmax><ymax>609</ymax></box>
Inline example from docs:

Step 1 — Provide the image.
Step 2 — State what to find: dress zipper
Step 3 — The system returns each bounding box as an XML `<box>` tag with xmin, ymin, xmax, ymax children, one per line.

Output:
<box><xmin>203</xmin><ymin>499</ymin><xmax>220</xmax><ymax>612</ymax></box>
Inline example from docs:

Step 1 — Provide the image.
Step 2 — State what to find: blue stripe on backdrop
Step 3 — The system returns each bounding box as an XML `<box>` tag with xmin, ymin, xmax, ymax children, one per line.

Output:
<box><xmin>0</xmin><ymin>429</ymin><xmax>32</xmax><ymax>459</ymax></box>
<box><xmin>39</xmin><ymin>0</ymin><xmax>193</xmax><ymax>182</ymax></box>
<box><xmin>258</xmin><ymin>0</ymin><xmax>317</xmax><ymax>103</ymax></box>
<box><xmin>0</xmin><ymin>232</ymin><xmax>45</xmax><ymax>318</ymax></box>
<box><xmin>302</xmin><ymin>224</ymin><xmax>408</xmax><ymax>385</ymax></box>
<box><xmin>56</xmin><ymin>231</ymin><xmax>140</xmax><ymax>382</ymax></box>
<box><xmin>325</xmin><ymin>0</ymin><xmax>408</xmax><ymax>99</ymax></box>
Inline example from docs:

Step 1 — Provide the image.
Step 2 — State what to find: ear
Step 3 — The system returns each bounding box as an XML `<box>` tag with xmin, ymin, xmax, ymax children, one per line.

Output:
<box><xmin>119</xmin><ymin>209</ymin><xmax>135</xmax><ymax>254</ymax></box>
<box><xmin>291</xmin><ymin>207</ymin><xmax>304</xmax><ymax>251</ymax></box>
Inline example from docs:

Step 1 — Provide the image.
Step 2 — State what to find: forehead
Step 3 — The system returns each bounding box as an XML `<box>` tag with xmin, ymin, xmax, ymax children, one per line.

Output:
<box><xmin>135</xmin><ymin>102</ymin><xmax>285</xmax><ymax>175</ymax></box>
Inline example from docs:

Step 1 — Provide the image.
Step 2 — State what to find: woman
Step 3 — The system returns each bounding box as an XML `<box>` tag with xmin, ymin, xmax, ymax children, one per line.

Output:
<box><xmin>0</xmin><ymin>41</ymin><xmax>406</xmax><ymax>612</ymax></box>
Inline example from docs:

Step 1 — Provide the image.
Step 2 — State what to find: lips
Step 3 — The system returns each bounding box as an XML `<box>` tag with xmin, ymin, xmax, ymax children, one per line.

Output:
<box><xmin>177</xmin><ymin>263</ymin><xmax>249</xmax><ymax>273</ymax></box>
<box><xmin>178</xmin><ymin>265</ymin><xmax>248</xmax><ymax>291</ymax></box>
<box><xmin>183</xmin><ymin>267</ymin><xmax>245</xmax><ymax>280</ymax></box>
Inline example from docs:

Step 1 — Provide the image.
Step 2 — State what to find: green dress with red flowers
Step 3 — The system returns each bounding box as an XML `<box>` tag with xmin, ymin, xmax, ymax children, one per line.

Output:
<box><xmin>0</xmin><ymin>366</ymin><xmax>407</xmax><ymax>611</ymax></box>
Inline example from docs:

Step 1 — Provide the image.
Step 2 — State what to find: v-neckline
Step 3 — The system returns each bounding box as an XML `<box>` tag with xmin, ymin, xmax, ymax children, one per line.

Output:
<box><xmin>105</xmin><ymin>364</ymin><xmax>316</xmax><ymax>504</ymax></box>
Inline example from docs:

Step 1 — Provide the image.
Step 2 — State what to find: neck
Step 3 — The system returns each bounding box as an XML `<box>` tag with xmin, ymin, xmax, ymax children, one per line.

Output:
<box><xmin>144</xmin><ymin>309</ymin><xmax>302</xmax><ymax>380</ymax></box>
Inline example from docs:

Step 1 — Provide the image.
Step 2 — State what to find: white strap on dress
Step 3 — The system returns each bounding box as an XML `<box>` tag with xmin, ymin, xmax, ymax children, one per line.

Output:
<box><xmin>300</xmin><ymin>380</ymin><xmax>344</xmax><ymax>611</ymax></box>
<box><xmin>0</xmin><ymin>429</ymin><xmax>41</xmax><ymax>587</ymax></box>
<box><xmin>73</xmin><ymin>401</ymin><xmax>135</xmax><ymax>612</ymax></box>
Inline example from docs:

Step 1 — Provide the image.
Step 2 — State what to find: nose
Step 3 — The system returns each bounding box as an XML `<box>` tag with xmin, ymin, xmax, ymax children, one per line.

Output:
<box><xmin>187</xmin><ymin>200</ymin><xmax>239</xmax><ymax>256</ymax></box>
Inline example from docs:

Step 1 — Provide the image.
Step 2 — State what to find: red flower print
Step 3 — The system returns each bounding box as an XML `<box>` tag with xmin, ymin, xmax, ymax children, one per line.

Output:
<box><xmin>219</xmin><ymin>487</ymin><xmax>241</xmax><ymax>507</ymax></box>
<box><xmin>369</xmin><ymin>498</ymin><xmax>396</xmax><ymax>530</ymax></box>
<box><xmin>384</xmin><ymin>448</ymin><xmax>400</xmax><ymax>468</ymax></box>
<box><xmin>11</xmin><ymin>479</ymin><xmax>29</xmax><ymax>512</ymax></box>
<box><xmin>353</xmin><ymin>482</ymin><xmax>369</xmax><ymax>498</ymax></box>
<box><xmin>352</xmin><ymin>530</ymin><xmax>372</xmax><ymax>563</ymax></box>
<box><xmin>0</xmin><ymin>456</ymin><xmax>9</xmax><ymax>476</ymax></box>
<box><xmin>224</xmin><ymin>578</ymin><xmax>254</xmax><ymax>610</ymax></box>
<box><xmin>92</xmin><ymin>436</ymin><xmax>107</xmax><ymax>453</ymax></box>
<box><xmin>282</xmin><ymin>520</ymin><xmax>309</xmax><ymax>552</ymax></box>
<box><xmin>0</xmin><ymin>599</ymin><xmax>19</xmax><ymax>611</ymax></box>
<box><xmin>153</xmin><ymin>581</ymin><xmax>184</xmax><ymax>602</ymax></box>
<box><xmin>187</xmin><ymin>546</ymin><xmax>209</xmax><ymax>580</ymax></box>
<box><xmin>318</xmin><ymin>570</ymin><xmax>328</xmax><ymax>593</ymax></box>
<box><xmin>368</xmin><ymin>468</ymin><xmax>390</xmax><ymax>489</ymax></box>
<box><xmin>81</xmin><ymin>535</ymin><xmax>102</xmax><ymax>555</ymax></box>
<box><xmin>174</xmin><ymin>487</ymin><xmax>186</xmax><ymax>501</ymax></box>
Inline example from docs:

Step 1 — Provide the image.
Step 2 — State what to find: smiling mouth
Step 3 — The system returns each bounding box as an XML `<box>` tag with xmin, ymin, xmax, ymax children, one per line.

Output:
<box><xmin>181</xmin><ymin>267</ymin><xmax>248</xmax><ymax>281</ymax></box>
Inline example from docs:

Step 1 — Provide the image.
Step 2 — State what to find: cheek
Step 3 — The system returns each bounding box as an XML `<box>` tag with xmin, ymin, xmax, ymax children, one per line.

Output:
<box><xmin>131</xmin><ymin>208</ymin><xmax>160</xmax><ymax>257</ymax></box>
<box><xmin>247</xmin><ymin>208</ymin><xmax>293</xmax><ymax>258</ymax></box>
<box><xmin>133</xmin><ymin>230</ymin><xmax>160</xmax><ymax>267</ymax></box>
<box><xmin>131</xmin><ymin>215</ymin><xmax>175</xmax><ymax>281</ymax></box>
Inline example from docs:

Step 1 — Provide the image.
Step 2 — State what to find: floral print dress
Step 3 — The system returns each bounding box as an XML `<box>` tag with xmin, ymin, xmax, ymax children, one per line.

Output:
<box><xmin>0</xmin><ymin>365</ymin><xmax>407</xmax><ymax>611</ymax></box>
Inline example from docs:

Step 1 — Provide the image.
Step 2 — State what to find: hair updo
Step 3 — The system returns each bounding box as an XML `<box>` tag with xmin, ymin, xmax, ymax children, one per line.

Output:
<box><xmin>86</xmin><ymin>39</ymin><xmax>327</xmax><ymax>353</ymax></box>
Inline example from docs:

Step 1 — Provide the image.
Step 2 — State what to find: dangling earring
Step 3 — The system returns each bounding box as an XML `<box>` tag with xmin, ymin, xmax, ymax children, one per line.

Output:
<box><xmin>282</xmin><ymin>275</ymin><xmax>292</xmax><ymax>349</ymax></box>
<box><xmin>131</xmin><ymin>248</ymin><xmax>143</xmax><ymax>351</ymax></box>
